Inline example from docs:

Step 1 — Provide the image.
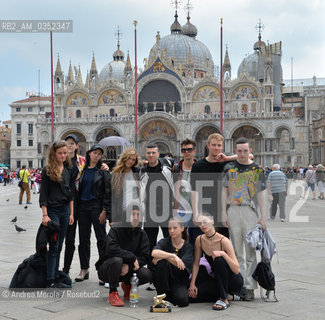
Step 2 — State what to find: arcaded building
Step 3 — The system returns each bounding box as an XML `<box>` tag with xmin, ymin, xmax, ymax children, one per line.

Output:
<box><xmin>10</xmin><ymin>9</ymin><xmax>313</xmax><ymax>168</ymax></box>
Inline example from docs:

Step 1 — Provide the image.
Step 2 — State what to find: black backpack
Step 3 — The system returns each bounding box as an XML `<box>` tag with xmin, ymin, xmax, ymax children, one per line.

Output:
<box><xmin>252</xmin><ymin>261</ymin><xmax>275</xmax><ymax>290</ymax></box>
<box><xmin>252</xmin><ymin>261</ymin><xmax>278</xmax><ymax>302</ymax></box>
<box><xmin>9</xmin><ymin>252</ymin><xmax>47</xmax><ymax>288</ymax></box>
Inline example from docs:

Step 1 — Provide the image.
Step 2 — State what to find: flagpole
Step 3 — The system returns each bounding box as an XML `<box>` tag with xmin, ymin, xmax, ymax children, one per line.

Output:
<box><xmin>50</xmin><ymin>27</ymin><xmax>54</xmax><ymax>142</ymax></box>
<box><xmin>220</xmin><ymin>18</ymin><xmax>223</xmax><ymax>134</ymax></box>
<box><xmin>134</xmin><ymin>20</ymin><xmax>138</xmax><ymax>152</ymax></box>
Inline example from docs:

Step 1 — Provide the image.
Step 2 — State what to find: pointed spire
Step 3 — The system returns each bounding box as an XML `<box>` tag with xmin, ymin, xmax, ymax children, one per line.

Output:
<box><xmin>77</xmin><ymin>65</ymin><xmax>83</xmax><ymax>86</ymax></box>
<box><xmin>55</xmin><ymin>53</ymin><xmax>63</xmax><ymax>74</ymax></box>
<box><xmin>223</xmin><ymin>45</ymin><xmax>231</xmax><ymax>80</ymax></box>
<box><xmin>265</xmin><ymin>43</ymin><xmax>272</xmax><ymax>65</ymax></box>
<box><xmin>223</xmin><ymin>45</ymin><xmax>231</xmax><ymax>68</ymax></box>
<box><xmin>90</xmin><ymin>52</ymin><xmax>97</xmax><ymax>73</ymax></box>
<box><xmin>89</xmin><ymin>51</ymin><xmax>98</xmax><ymax>83</ymax></box>
<box><xmin>67</xmin><ymin>61</ymin><xmax>74</xmax><ymax>84</ymax></box>
<box><xmin>85</xmin><ymin>70</ymin><xmax>90</xmax><ymax>88</ymax></box>
<box><xmin>125</xmin><ymin>51</ymin><xmax>132</xmax><ymax>71</ymax></box>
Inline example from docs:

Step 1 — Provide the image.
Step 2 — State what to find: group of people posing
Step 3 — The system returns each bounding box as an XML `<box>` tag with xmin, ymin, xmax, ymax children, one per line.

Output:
<box><xmin>40</xmin><ymin>133</ymin><xmax>267</xmax><ymax>311</ymax></box>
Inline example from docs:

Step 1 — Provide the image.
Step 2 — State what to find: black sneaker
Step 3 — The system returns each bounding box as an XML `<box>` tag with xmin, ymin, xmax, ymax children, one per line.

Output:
<box><xmin>54</xmin><ymin>281</ymin><xmax>72</xmax><ymax>289</ymax></box>
<box><xmin>146</xmin><ymin>284</ymin><xmax>155</xmax><ymax>291</ymax></box>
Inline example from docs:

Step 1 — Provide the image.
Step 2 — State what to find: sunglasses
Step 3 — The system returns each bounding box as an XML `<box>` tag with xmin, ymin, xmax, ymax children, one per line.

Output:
<box><xmin>181</xmin><ymin>148</ymin><xmax>194</xmax><ymax>153</ymax></box>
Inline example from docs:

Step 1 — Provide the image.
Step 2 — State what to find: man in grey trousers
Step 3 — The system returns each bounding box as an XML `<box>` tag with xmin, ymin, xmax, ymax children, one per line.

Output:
<box><xmin>267</xmin><ymin>164</ymin><xmax>288</xmax><ymax>222</ymax></box>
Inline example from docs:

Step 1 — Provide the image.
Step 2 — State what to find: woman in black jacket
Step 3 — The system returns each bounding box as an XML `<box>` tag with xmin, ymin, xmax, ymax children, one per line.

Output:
<box><xmin>39</xmin><ymin>140</ymin><xmax>75</xmax><ymax>288</ymax></box>
<box><xmin>75</xmin><ymin>144</ymin><xmax>111</xmax><ymax>282</ymax></box>
<box><xmin>152</xmin><ymin>217</ymin><xmax>193</xmax><ymax>307</ymax></box>
<box><xmin>96</xmin><ymin>205</ymin><xmax>152</xmax><ymax>307</ymax></box>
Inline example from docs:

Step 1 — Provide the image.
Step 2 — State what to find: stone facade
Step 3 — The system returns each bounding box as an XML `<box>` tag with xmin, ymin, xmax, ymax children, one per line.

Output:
<box><xmin>10</xmin><ymin>12</ymin><xmax>322</xmax><ymax>169</ymax></box>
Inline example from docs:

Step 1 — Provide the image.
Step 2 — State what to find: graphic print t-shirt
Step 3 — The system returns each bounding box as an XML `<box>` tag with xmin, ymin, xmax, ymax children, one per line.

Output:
<box><xmin>223</xmin><ymin>161</ymin><xmax>266</xmax><ymax>213</ymax></box>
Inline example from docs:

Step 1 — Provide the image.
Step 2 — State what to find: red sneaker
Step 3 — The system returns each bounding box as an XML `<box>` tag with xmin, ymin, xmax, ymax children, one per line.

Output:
<box><xmin>121</xmin><ymin>282</ymin><xmax>131</xmax><ymax>300</ymax></box>
<box><xmin>108</xmin><ymin>291</ymin><xmax>124</xmax><ymax>307</ymax></box>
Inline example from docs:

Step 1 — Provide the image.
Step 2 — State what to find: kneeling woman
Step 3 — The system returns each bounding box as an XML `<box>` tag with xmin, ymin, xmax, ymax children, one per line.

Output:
<box><xmin>188</xmin><ymin>213</ymin><xmax>243</xmax><ymax>311</ymax></box>
<box><xmin>152</xmin><ymin>218</ymin><xmax>193</xmax><ymax>307</ymax></box>
<box><xmin>96</xmin><ymin>205</ymin><xmax>152</xmax><ymax>307</ymax></box>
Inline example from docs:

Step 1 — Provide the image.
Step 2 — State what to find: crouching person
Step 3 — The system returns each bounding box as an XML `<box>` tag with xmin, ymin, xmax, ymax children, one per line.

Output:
<box><xmin>152</xmin><ymin>217</ymin><xmax>193</xmax><ymax>307</ymax></box>
<box><xmin>96</xmin><ymin>204</ymin><xmax>152</xmax><ymax>307</ymax></box>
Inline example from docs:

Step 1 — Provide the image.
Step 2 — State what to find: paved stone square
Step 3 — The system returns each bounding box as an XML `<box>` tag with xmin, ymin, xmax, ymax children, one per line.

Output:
<box><xmin>0</xmin><ymin>182</ymin><xmax>324</xmax><ymax>319</ymax></box>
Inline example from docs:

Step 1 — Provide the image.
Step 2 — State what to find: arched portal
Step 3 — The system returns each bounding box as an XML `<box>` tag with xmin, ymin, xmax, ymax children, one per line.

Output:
<box><xmin>95</xmin><ymin>128</ymin><xmax>121</xmax><ymax>166</ymax></box>
<box><xmin>62</xmin><ymin>131</ymin><xmax>87</xmax><ymax>156</ymax></box>
<box><xmin>194</xmin><ymin>125</ymin><xmax>220</xmax><ymax>158</ymax></box>
<box><xmin>231</xmin><ymin>125</ymin><xmax>263</xmax><ymax>164</ymax></box>
<box><xmin>275</xmin><ymin>127</ymin><xmax>292</xmax><ymax>167</ymax></box>
<box><xmin>139</xmin><ymin>80</ymin><xmax>181</xmax><ymax>114</ymax></box>
<box><xmin>138</xmin><ymin>119</ymin><xmax>177</xmax><ymax>157</ymax></box>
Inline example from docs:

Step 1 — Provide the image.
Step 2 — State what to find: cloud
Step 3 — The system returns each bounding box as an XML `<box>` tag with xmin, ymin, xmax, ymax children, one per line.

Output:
<box><xmin>0</xmin><ymin>86</ymin><xmax>29</xmax><ymax>100</ymax></box>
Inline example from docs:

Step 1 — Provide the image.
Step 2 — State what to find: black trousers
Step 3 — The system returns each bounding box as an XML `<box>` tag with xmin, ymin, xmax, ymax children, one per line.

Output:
<box><xmin>144</xmin><ymin>226</ymin><xmax>169</xmax><ymax>271</ymax></box>
<box><xmin>212</xmin><ymin>257</ymin><xmax>243</xmax><ymax>300</ymax></box>
<box><xmin>270</xmin><ymin>192</ymin><xmax>286</xmax><ymax>220</ymax></box>
<box><xmin>78</xmin><ymin>200</ymin><xmax>107</xmax><ymax>269</ymax></box>
<box><xmin>98</xmin><ymin>257</ymin><xmax>152</xmax><ymax>288</ymax></box>
<box><xmin>63</xmin><ymin>201</ymin><xmax>78</xmax><ymax>274</ymax></box>
<box><xmin>190</xmin><ymin>258</ymin><xmax>243</xmax><ymax>302</ymax></box>
<box><xmin>153</xmin><ymin>260</ymin><xmax>189</xmax><ymax>307</ymax></box>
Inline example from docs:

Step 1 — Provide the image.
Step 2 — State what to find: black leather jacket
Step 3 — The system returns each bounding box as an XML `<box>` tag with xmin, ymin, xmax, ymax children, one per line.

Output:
<box><xmin>77</xmin><ymin>167</ymin><xmax>111</xmax><ymax>215</ymax></box>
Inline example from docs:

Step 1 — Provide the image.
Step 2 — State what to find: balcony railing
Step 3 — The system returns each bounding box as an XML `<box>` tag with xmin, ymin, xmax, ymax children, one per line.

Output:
<box><xmin>37</xmin><ymin>111</ymin><xmax>294</xmax><ymax>125</ymax></box>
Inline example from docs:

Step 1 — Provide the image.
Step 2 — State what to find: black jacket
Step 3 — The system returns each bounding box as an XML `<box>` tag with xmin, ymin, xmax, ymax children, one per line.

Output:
<box><xmin>39</xmin><ymin>165</ymin><xmax>75</xmax><ymax>208</ymax></box>
<box><xmin>77</xmin><ymin>166</ymin><xmax>111</xmax><ymax>215</ymax></box>
<box><xmin>95</xmin><ymin>223</ymin><xmax>150</xmax><ymax>270</ymax></box>
<box><xmin>35</xmin><ymin>221</ymin><xmax>61</xmax><ymax>254</ymax></box>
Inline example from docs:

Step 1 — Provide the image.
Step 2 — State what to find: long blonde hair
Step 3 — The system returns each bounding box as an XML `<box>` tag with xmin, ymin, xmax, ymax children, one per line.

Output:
<box><xmin>46</xmin><ymin>141</ymin><xmax>71</xmax><ymax>182</ymax></box>
<box><xmin>112</xmin><ymin>148</ymin><xmax>140</xmax><ymax>197</ymax></box>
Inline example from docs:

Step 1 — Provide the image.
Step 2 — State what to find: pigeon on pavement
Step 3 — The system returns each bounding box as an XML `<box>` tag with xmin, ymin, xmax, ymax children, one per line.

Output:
<box><xmin>15</xmin><ymin>225</ymin><xmax>26</xmax><ymax>232</ymax></box>
<box><xmin>11</xmin><ymin>216</ymin><xmax>17</xmax><ymax>224</ymax></box>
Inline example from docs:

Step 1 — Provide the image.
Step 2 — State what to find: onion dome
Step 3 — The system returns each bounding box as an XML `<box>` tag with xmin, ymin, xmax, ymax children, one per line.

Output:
<box><xmin>171</xmin><ymin>11</ymin><xmax>182</xmax><ymax>34</ymax></box>
<box><xmin>181</xmin><ymin>15</ymin><xmax>198</xmax><ymax>38</ymax></box>
<box><xmin>99</xmin><ymin>40</ymin><xmax>126</xmax><ymax>82</ymax></box>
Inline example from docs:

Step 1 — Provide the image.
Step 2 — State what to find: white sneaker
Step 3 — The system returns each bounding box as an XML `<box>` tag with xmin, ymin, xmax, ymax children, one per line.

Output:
<box><xmin>281</xmin><ymin>219</ymin><xmax>285</xmax><ymax>222</ymax></box>
<box><xmin>104</xmin><ymin>283</ymin><xmax>110</xmax><ymax>288</ymax></box>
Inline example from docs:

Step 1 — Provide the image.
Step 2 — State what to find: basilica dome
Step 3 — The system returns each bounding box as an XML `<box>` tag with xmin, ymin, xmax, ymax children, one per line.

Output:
<box><xmin>148</xmin><ymin>13</ymin><xmax>214</xmax><ymax>74</ymax></box>
<box><xmin>99</xmin><ymin>45</ymin><xmax>125</xmax><ymax>83</ymax></box>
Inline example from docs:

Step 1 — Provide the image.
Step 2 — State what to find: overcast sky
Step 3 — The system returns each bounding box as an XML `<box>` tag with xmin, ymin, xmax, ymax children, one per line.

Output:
<box><xmin>1</xmin><ymin>0</ymin><xmax>324</xmax><ymax>121</ymax></box>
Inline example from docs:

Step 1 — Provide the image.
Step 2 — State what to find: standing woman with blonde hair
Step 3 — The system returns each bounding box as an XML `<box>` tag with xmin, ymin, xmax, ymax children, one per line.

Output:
<box><xmin>39</xmin><ymin>141</ymin><xmax>75</xmax><ymax>288</ymax></box>
<box><xmin>110</xmin><ymin>148</ymin><xmax>141</xmax><ymax>223</ymax></box>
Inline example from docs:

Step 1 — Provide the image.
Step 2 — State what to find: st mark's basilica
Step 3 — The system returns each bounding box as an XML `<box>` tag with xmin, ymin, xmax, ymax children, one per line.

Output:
<box><xmin>29</xmin><ymin>6</ymin><xmax>310</xmax><ymax>167</ymax></box>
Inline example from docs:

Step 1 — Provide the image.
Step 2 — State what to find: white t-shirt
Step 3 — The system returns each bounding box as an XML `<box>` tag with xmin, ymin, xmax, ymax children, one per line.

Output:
<box><xmin>122</xmin><ymin>171</ymin><xmax>139</xmax><ymax>211</ymax></box>
<box><xmin>178</xmin><ymin>168</ymin><xmax>192</xmax><ymax>214</ymax></box>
